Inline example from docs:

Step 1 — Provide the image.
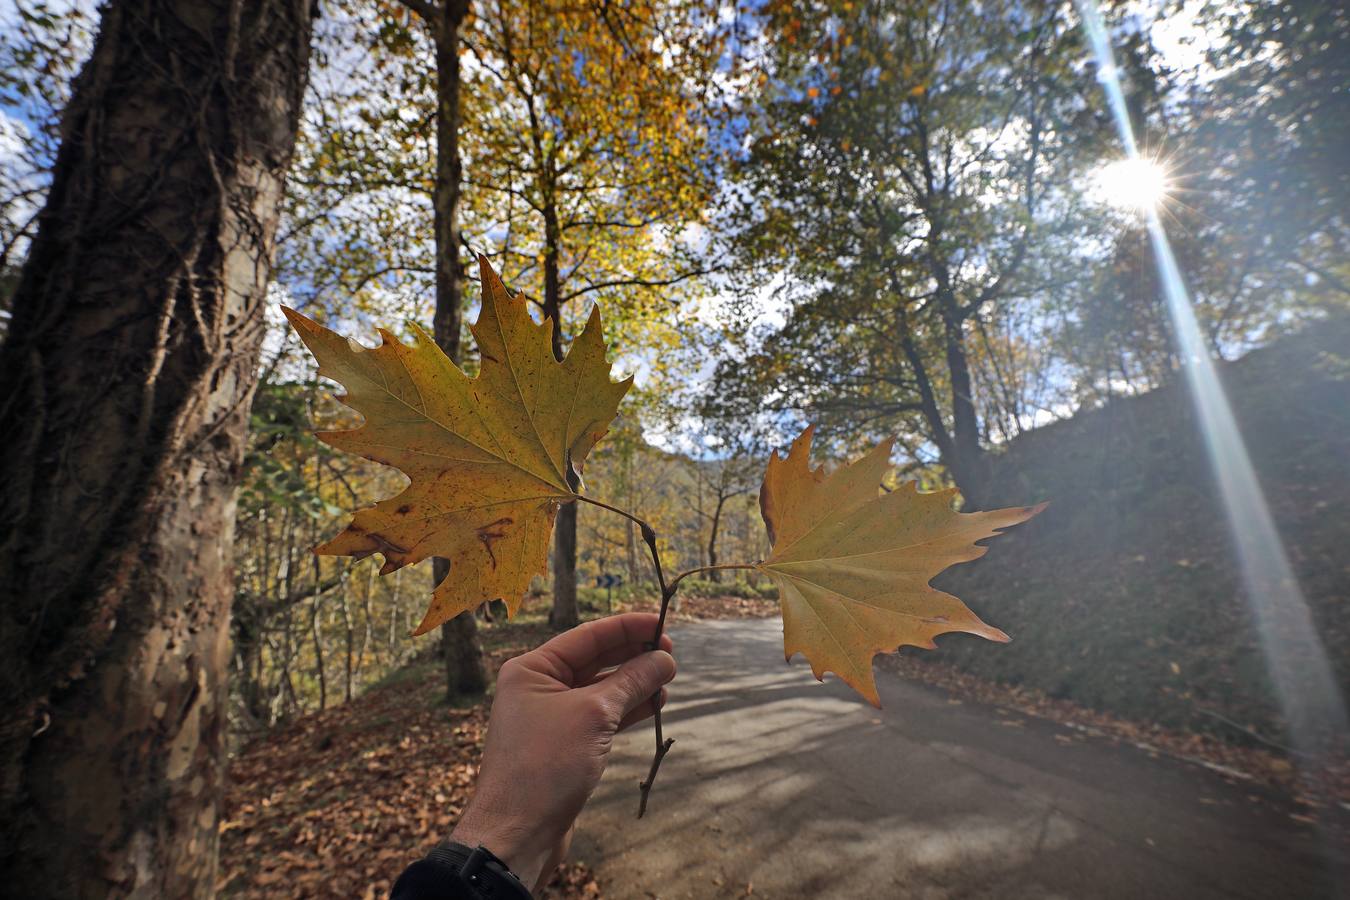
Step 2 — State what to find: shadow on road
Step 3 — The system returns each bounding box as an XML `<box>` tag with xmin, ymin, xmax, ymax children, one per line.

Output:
<box><xmin>573</xmin><ymin>619</ymin><xmax>1344</xmax><ymax>900</ymax></box>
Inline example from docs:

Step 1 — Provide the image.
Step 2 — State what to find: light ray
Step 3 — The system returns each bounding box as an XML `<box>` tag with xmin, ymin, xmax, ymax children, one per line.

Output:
<box><xmin>1075</xmin><ymin>0</ymin><xmax>1347</xmax><ymax>782</ymax></box>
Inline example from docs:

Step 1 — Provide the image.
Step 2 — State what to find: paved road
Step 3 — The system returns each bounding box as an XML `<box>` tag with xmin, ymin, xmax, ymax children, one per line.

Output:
<box><xmin>572</xmin><ymin>619</ymin><xmax>1345</xmax><ymax>899</ymax></box>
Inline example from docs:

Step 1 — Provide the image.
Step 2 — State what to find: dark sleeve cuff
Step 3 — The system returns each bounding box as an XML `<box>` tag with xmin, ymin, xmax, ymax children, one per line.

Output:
<box><xmin>391</xmin><ymin>859</ymin><xmax>476</xmax><ymax>900</ymax></box>
<box><xmin>390</xmin><ymin>844</ymin><xmax>533</xmax><ymax>900</ymax></box>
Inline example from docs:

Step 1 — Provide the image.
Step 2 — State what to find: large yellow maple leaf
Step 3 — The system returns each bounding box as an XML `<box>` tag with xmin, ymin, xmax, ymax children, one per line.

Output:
<box><xmin>283</xmin><ymin>257</ymin><xmax>631</xmax><ymax>634</ymax></box>
<box><xmin>756</xmin><ymin>426</ymin><xmax>1045</xmax><ymax>706</ymax></box>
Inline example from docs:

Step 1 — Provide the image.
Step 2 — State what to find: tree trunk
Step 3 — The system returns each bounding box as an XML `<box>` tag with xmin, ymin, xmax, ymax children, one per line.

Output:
<box><xmin>422</xmin><ymin>0</ymin><xmax>488</xmax><ymax>697</ymax></box>
<box><xmin>0</xmin><ymin>0</ymin><xmax>314</xmax><ymax>895</ymax></box>
<box><xmin>436</xmin><ymin>559</ymin><xmax>488</xmax><ymax>697</ymax></box>
<box><xmin>233</xmin><ymin>609</ymin><xmax>268</xmax><ymax>729</ymax></box>
<box><xmin>310</xmin><ymin>458</ymin><xmax>328</xmax><ymax>711</ymax></box>
<box><xmin>541</xmin><ymin>198</ymin><xmax>580</xmax><ymax>629</ymax></box>
<box><xmin>388</xmin><ymin>568</ymin><xmax>404</xmax><ymax>659</ymax></box>
<box><xmin>896</xmin><ymin>295</ymin><xmax>989</xmax><ymax>510</ymax></box>
<box><xmin>279</xmin><ymin>606</ymin><xmax>301</xmax><ymax>721</ymax></box>
<box><xmin>941</xmin><ymin>307</ymin><xmax>990</xmax><ymax>509</ymax></box>
<box><xmin>341</xmin><ymin>585</ymin><xmax>355</xmax><ymax>703</ymax></box>
<box><xmin>430</xmin><ymin>0</ymin><xmax>470</xmax><ymax>365</ymax></box>
<box><xmin>551</xmin><ymin>503</ymin><xmax>580</xmax><ymax>627</ymax></box>
<box><xmin>356</xmin><ymin>563</ymin><xmax>374</xmax><ymax>687</ymax></box>
<box><xmin>311</xmin><ymin>586</ymin><xmax>328</xmax><ymax>711</ymax></box>
<box><xmin>707</xmin><ymin>495</ymin><xmax>727</xmax><ymax>582</ymax></box>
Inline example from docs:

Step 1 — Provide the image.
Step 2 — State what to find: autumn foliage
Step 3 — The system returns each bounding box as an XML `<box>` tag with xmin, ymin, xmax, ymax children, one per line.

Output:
<box><xmin>284</xmin><ymin>257</ymin><xmax>630</xmax><ymax>634</ymax></box>
<box><xmin>289</xmin><ymin>257</ymin><xmax>1043</xmax><ymax>738</ymax></box>
<box><xmin>757</xmin><ymin>427</ymin><xmax>1045</xmax><ymax>705</ymax></box>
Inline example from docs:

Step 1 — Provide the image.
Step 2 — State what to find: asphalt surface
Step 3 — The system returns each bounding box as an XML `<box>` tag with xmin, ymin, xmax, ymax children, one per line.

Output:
<box><xmin>572</xmin><ymin>618</ymin><xmax>1346</xmax><ymax>899</ymax></box>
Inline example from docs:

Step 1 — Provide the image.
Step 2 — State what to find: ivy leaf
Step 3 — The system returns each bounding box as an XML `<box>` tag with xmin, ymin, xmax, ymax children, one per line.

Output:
<box><xmin>756</xmin><ymin>426</ymin><xmax>1045</xmax><ymax>706</ymax></box>
<box><xmin>283</xmin><ymin>256</ymin><xmax>631</xmax><ymax>634</ymax></box>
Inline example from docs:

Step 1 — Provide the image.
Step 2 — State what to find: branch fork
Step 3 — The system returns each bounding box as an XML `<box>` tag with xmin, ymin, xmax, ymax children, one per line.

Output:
<box><xmin>577</xmin><ymin>497</ymin><xmax>755</xmax><ymax>816</ymax></box>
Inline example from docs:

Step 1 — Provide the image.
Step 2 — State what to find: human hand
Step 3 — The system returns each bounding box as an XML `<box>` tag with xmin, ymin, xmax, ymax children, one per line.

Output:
<box><xmin>449</xmin><ymin>612</ymin><xmax>676</xmax><ymax>891</ymax></box>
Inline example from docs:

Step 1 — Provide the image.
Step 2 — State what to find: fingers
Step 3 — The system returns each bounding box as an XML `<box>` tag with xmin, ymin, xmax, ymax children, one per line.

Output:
<box><xmin>588</xmin><ymin>649</ymin><xmax>677</xmax><ymax>721</ymax></box>
<box><xmin>571</xmin><ymin>632</ymin><xmax>674</xmax><ymax>685</ymax></box>
<box><xmin>530</xmin><ymin>613</ymin><xmax>673</xmax><ymax>685</ymax></box>
<box><xmin>617</xmin><ymin>687</ymin><xmax>667</xmax><ymax>732</ymax></box>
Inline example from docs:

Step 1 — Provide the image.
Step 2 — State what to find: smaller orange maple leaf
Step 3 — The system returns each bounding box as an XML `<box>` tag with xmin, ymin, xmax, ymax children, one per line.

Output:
<box><xmin>756</xmin><ymin>426</ymin><xmax>1046</xmax><ymax>706</ymax></box>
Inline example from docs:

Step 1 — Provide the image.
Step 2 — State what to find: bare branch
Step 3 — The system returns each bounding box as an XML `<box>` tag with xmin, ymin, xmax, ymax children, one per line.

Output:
<box><xmin>561</xmin><ymin>268</ymin><xmax>715</xmax><ymax>303</ymax></box>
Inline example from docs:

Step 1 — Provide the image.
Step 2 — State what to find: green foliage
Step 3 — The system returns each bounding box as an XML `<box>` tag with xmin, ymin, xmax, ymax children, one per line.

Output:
<box><xmin>704</xmin><ymin>0</ymin><xmax>1105</xmax><ymax>481</ymax></box>
<box><xmin>240</xmin><ymin>381</ymin><xmax>333</xmax><ymax>518</ymax></box>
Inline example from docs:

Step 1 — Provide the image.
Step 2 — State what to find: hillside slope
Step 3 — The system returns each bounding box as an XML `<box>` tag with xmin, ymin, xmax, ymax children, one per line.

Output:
<box><xmin>934</xmin><ymin>318</ymin><xmax>1350</xmax><ymax>745</ymax></box>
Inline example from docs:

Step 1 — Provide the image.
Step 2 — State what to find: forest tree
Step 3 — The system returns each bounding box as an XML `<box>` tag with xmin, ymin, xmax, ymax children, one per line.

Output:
<box><xmin>0</xmin><ymin>0</ymin><xmax>314</xmax><ymax>894</ymax></box>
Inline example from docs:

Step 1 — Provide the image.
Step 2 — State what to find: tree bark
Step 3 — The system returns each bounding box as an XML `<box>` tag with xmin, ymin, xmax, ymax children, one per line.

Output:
<box><xmin>430</xmin><ymin>0</ymin><xmax>470</xmax><ymax>364</ymax></box>
<box><xmin>707</xmin><ymin>494</ymin><xmax>727</xmax><ymax>582</ymax></box>
<box><xmin>435</xmin><ymin>559</ymin><xmax>488</xmax><ymax>697</ymax></box>
<box><xmin>310</xmin><ymin>452</ymin><xmax>328</xmax><ymax>711</ymax></box>
<box><xmin>0</xmin><ymin>0</ymin><xmax>314</xmax><ymax>895</ymax></box>
<box><xmin>551</xmin><ymin>503</ymin><xmax>581</xmax><ymax>628</ymax></box>
<box><xmin>940</xmin><ymin>306</ymin><xmax>990</xmax><ymax>509</ymax></box>
<box><xmin>896</xmin><ymin>295</ymin><xmax>989</xmax><ymax>510</ymax></box>
<box><xmin>233</xmin><ymin>613</ymin><xmax>268</xmax><ymax>731</ymax></box>
<box><xmin>541</xmin><ymin>196</ymin><xmax>580</xmax><ymax>629</ymax></box>
<box><xmin>310</xmin><ymin>583</ymin><xmax>328</xmax><ymax>712</ymax></box>
<box><xmin>423</xmin><ymin>0</ymin><xmax>487</xmax><ymax>697</ymax></box>
<box><xmin>356</xmin><ymin>563</ymin><xmax>374</xmax><ymax>687</ymax></box>
<box><xmin>341</xmin><ymin>585</ymin><xmax>355</xmax><ymax>703</ymax></box>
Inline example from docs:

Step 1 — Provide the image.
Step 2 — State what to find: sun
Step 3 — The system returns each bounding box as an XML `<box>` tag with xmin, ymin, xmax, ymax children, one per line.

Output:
<box><xmin>1094</xmin><ymin>156</ymin><xmax>1172</xmax><ymax>213</ymax></box>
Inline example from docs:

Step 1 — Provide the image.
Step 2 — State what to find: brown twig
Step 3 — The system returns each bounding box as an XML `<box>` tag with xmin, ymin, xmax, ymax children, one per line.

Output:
<box><xmin>635</xmin><ymin>520</ymin><xmax>676</xmax><ymax>817</ymax></box>
<box><xmin>578</xmin><ymin>496</ymin><xmax>754</xmax><ymax>816</ymax></box>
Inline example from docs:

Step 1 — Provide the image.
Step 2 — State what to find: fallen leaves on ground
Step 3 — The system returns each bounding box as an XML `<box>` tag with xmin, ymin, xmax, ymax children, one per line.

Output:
<box><xmin>877</xmin><ymin>651</ymin><xmax>1350</xmax><ymax>813</ymax></box>
<box><xmin>221</xmin><ymin>597</ymin><xmax>1346</xmax><ymax>898</ymax></box>
<box><xmin>756</xmin><ymin>426</ymin><xmax>1044</xmax><ymax>705</ymax></box>
<box><xmin>283</xmin><ymin>256</ymin><xmax>630</xmax><ymax>635</ymax></box>
<box><xmin>220</xmin><ymin>654</ymin><xmax>598</xmax><ymax>899</ymax></box>
<box><xmin>620</xmin><ymin>594</ymin><xmax>780</xmax><ymax>621</ymax></box>
<box><xmin>220</xmin><ymin>597</ymin><xmax>779</xmax><ymax>899</ymax></box>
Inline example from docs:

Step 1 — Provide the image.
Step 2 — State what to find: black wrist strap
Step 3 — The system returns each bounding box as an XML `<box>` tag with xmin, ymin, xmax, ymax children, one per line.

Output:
<box><xmin>422</xmin><ymin>841</ymin><xmax>533</xmax><ymax>899</ymax></box>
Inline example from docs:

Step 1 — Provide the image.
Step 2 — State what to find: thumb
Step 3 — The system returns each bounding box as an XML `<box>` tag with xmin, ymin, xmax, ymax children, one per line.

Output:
<box><xmin>594</xmin><ymin>650</ymin><xmax>677</xmax><ymax>721</ymax></box>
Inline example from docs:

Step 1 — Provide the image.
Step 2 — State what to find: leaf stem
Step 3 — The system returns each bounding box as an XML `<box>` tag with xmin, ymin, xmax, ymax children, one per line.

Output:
<box><xmin>667</xmin><ymin>563</ymin><xmax>760</xmax><ymax>594</ymax></box>
<box><xmin>573</xmin><ymin>494</ymin><xmax>641</xmax><ymax>530</ymax></box>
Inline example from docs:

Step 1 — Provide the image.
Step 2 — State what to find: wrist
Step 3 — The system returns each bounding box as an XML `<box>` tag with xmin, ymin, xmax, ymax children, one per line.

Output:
<box><xmin>450</xmin><ymin>807</ymin><xmax>557</xmax><ymax>890</ymax></box>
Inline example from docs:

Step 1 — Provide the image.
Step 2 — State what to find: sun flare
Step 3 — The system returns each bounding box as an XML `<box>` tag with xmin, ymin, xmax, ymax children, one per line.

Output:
<box><xmin>1094</xmin><ymin>157</ymin><xmax>1172</xmax><ymax>212</ymax></box>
